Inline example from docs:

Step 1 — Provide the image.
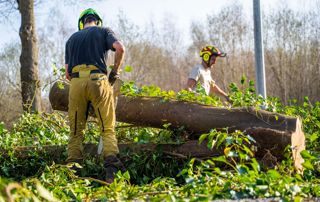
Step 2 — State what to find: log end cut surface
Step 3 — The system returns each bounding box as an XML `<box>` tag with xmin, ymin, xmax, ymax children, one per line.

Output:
<box><xmin>291</xmin><ymin>117</ymin><xmax>305</xmax><ymax>172</ymax></box>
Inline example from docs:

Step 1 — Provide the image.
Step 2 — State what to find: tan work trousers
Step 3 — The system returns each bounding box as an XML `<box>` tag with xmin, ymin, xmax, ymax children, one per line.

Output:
<box><xmin>67</xmin><ymin>67</ymin><xmax>119</xmax><ymax>162</ymax></box>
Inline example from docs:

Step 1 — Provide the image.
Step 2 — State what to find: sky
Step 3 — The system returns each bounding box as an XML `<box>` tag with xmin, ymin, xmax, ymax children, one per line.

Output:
<box><xmin>0</xmin><ymin>0</ymin><xmax>318</xmax><ymax>49</ymax></box>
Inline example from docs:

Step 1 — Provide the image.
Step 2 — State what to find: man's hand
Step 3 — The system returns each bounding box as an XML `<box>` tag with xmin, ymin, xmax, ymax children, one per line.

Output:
<box><xmin>111</xmin><ymin>41</ymin><xmax>125</xmax><ymax>86</ymax></box>
<box><xmin>108</xmin><ymin>70</ymin><xmax>120</xmax><ymax>86</ymax></box>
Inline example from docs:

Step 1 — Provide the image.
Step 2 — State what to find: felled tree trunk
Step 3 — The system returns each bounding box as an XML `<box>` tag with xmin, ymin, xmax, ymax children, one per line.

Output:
<box><xmin>49</xmin><ymin>81</ymin><xmax>305</xmax><ymax>171</ymax></box>
<box><xmin>2</xmin><ymin>141</ymin><xmax>219</xmax><ymax>161</ymax></box>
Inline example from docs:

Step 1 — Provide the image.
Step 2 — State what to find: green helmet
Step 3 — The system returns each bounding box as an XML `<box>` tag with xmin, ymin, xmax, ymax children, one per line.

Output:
<box><xmin>78</xmin><ymin>8</ymin><xmax>103</xmax><ymax>30</ymax></box>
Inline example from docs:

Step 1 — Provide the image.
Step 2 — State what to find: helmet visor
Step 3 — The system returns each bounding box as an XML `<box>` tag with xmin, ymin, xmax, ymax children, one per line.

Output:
<box><xmin>213</xmin><ymin>51</ymin><xmax>227</xmax><ymax>57</ymax></box>
<box><xmin>218</xmin><ymin>52</ymin><xmax>227</xmax><ymax>57</ymax></box>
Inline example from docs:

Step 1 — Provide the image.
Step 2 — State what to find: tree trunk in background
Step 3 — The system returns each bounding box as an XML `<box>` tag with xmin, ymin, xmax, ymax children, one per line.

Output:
<box><xmin>18</xmin><ymin>0</ymin><xmax>41</xmax><ymax>112</ymax></box>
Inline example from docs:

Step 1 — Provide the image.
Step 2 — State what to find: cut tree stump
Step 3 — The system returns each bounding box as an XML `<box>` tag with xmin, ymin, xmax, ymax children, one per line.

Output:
<box><xmin>49</xmin><ymin>81</ymin><xmax>305</xmax><ymax>171</ymax></box>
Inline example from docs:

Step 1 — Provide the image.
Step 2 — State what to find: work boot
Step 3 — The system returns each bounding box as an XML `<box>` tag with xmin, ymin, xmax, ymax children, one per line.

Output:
<box><xmin>104</xmin><ymin>155</ymin><xmax>125</xmax><ymax>183</ymax></box>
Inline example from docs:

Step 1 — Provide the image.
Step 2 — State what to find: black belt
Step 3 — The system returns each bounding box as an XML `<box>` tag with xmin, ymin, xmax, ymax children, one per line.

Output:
<box><xmin>71</xmin><ymin>69</ymin><xmax>106</xmax><ymax>78</ymax></box>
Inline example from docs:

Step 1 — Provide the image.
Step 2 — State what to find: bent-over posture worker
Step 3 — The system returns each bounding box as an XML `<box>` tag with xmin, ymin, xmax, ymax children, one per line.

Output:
<box><xmin>186</xmin><ymin>45</ymin><xmax>229</xmax><ymax>102</ymax></box>
<box><xmin>65</xmin><ymin>8</ymin><xmax>125</xmax><ymax>183</ymax></box>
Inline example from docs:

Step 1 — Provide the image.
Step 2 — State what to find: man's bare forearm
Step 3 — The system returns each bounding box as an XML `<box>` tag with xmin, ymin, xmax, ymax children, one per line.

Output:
<box><xmin>112</xmin><ymin>41</ymin><xmax>125</xmax><ymax>73</ymax></box>
<box><xmin>113</xmin><ymin>52</ymin><xmax>124</xmax><ymax>72</ymax></box>
<box><xmin>211</xmin><ymin>85</ymin><xmax>228</xmax><ymax>98</ymax></box>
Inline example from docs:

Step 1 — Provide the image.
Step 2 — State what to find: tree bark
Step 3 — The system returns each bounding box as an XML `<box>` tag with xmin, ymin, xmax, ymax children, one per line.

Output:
<box><xmin>18</xmin><ymin>0</ymin><xmax>41</xmax><ymax>112</ymax></box>
<box><xmin>49</xmin><ymin>81</ymin><xmax>305</xmax><ymax>171</ymax></box>
<box><xmin>1</xmin><ymin>141</ymin><xmax>219</xmax><ymax>160</ymax></box>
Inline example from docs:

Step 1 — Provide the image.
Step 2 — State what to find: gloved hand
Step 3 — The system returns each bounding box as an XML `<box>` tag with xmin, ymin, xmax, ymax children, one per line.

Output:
<box><xmin>108</xmin><ymin>70</ymin><xmax>120</xmax><ymax>86</ymax></box>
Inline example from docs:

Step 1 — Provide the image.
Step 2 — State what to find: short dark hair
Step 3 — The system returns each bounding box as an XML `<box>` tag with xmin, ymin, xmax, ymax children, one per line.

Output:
<box><xmin>84</xmin><ymin>15</ymin><xmax>98</xmax><ymax>24</ymax></box>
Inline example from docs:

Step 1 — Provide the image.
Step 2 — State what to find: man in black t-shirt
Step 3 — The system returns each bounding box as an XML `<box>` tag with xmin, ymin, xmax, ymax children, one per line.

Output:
<box><xmin>65</xmin><ymin>8</ymin><xmax>125</xmax><ymax>183</ymax></box>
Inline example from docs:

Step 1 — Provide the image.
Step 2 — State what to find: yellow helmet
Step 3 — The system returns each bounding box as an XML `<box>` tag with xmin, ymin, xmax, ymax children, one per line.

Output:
<box><xmin>200</xmin><ymin>45</ymin><xmax>226</xmax><ymax>64</ymax></box>
<box><xmin>78</xmin><ymin>8</ymin><xmax>103</xmax><ymax>30</ymax></box>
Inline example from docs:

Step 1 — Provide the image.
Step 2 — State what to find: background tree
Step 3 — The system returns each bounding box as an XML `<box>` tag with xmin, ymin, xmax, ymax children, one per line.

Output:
<box><xmin>0</xmin><ymin>0</ymin><xmax>41</xmax><ymax>112</ymax></box>
<box><xmin>0</xmin><ymin>0</ymin><xmax>319</xmax><ymax>127</ymax></box>
<box><xmin>18</xmin><ymin>0</ymin><xmax>41</xmax><ymax>112</ymax></box>
<box><xmin>0</xmin><ymin>0</ymin><xmax>101</xmax><ymax>126</ymax></box>
<box><xmin>0</xmin><ymin>42</ymin><xmax>22</xmax><ymax>125</ymax></box>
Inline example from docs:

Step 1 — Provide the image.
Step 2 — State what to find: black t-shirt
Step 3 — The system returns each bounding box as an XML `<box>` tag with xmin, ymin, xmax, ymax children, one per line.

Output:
<box><xmin>65</xmin><ymin>26</ymin><xmax>118</xmax><ymax>74</ymax></box>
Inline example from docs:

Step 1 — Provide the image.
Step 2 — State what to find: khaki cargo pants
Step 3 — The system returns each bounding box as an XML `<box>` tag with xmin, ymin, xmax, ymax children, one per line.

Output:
<box><xmin>67</xmin><ymin>65</ymin><xmax>119</xmax><ymax>162</ymax></box>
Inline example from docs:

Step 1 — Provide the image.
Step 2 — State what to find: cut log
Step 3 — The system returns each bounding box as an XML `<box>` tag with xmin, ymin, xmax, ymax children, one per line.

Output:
<box><xmin>49</xmin><ymin>81</ymin><xmax>305</xmax><ymax>171</ymax></box>
<box><xmin>0</xmin><ymin>141</ymin><xmax>220</xmax><ymax>160</ymax></box>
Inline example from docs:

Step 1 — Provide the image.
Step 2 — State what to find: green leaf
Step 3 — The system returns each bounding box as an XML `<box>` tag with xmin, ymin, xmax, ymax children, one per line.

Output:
<box><xmin>108</xmin><ymin>64</ymin><xmax>114</xmax><ymax>69</ymax></box>
<box><xmin>225</xmin><ymin>136</ymin><xmax>233</xmax><ymax>145</ymax></box>
<box><xmin>250</xmin><ymin>158</ymin><xmax>260</xmax><ymax>173</ymax></box>
<box><xmin>177</xmin><ymin>168</ymin><xmax>188</xmax><ymax>177</ymax></box>
<box><xmin>267</xmin><ymin>169</ymin><xmax>281</xmax><ymax>179</ymax></box>
<box><xmin>236</xmin><ymin>164</ymin><xmax>249</xmax><ymax>175</ymax></box>
<box><xmin>57</xmin><ymin>81</ymin><xmax>65</xmax><ymax>90</ymax></box>
<box><xmin>302</xmin><ymin>160</ymin><xmax>314</xmax><ymax>170</ymax></box>
<box><xmin>36</xmin><ymin>181</ymin><xmax>59</xmax><ymax>202</ymax></box>
<box><xmin>309</xmin><ymin>133</ymin><xmax>318</xmax><ymax>142</ymax></box>
<box><xmin>123</xmin><ymin>171</ymin><xmax>130</xmax><ymax>180</ymax></box>
<box><xmin>216</xmin><ymin>133</ymin><xmax>227</xmax><ymax>148</ymax></box>
<box><xmin>242</xmin><ymin>145</ymin><xmax>254</xmax><ymax>157</ymax></box>
<box><xmin>162</xmin><ymin>123</ymin><xmax>171</xmax><ymax>129</ymax></box>
<box><xmin>241</xmin><ymin>75</ymin><xmax>246</xmax><ymax>84</ymax></box>
<box><xmin>256</xmin><ymin>185</ymin><xmax>268</xmax><ymax>190</ymax></box>
<box><xmin>208</xmin><ymin>139</ymin><xmax>217</xmax><ymax>150</ymax></box>
<box><xmin>249</xmin><ymin>80</ymin><xmax>255</xmax><ymax>87</ymax></box>
<box><xmin>300</xmin><ymin>150</ymin><xmax>316</xmax><ymax>160</ymax></box>
<box><xmin>198</xmin><ymin>134</ymin><xmax>208</xmax><ymax>144</ymax></box>
<box><xmin>212</xmin><ymin>156</ymin><xmax>227</xmax><ymax>164</ymax></box>
<box><xmin>294</xmin><ymin>196</ymin><xmax>304</xmax><ymax>202</ymax></box>
<box><xmin>206</xmin><ymin>159</ymin><xmax>215</xmax><ymax>166</ymax></box>
<box><xmin>53</xmin><ymin>65</ymin><xmax>58</xmax><ymax>76</ymax></box>
<box><xmin>60</xmin><ymin>67</ymin><xmax>66</xmax><ymax>73</ymax></box>
<box><xmin>124</xmin><ymin>65</ymin><xmax>133</xmax><ymax>72</ymax></box>
<box><xmin>246</xmin><ymin>135</ymin><xmax>256</xmax><ymax>143</ymax></box>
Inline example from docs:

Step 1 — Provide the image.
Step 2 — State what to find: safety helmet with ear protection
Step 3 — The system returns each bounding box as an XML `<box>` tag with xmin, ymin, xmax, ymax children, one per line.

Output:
<box><xmin>78</xmin><ymin>8</ymin><xmax>103</xmax><ymax>30</ymax></box>
<box><xmin>200</xmin><ymin>45</ymin><xmax>226</xmax><ymax>65</ymax></box>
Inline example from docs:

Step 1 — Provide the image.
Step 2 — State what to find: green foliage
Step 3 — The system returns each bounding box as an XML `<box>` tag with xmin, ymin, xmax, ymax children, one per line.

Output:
<box><xmin>121</xmin><ymin>81</ymin><xmax>223</xmax><ymax>106</ymax></box>
<box><xmin>199</xmin><ymin>129</ymin><xmax>257</xmax><ymax>172</ymax></box>
<box><xmin>120</xmin><ymin>150</ymin><xmax>187</xmax><ymax>185</ymax></box>
<box><xmin>1</xmin><ymin>112</ymin><xmax>69</xmax><ymax>148</ymax></box>
<box><xmin>0</xmin><ymin>80</ymin><xmax>319</xmax><ymax>201</ymax></box>
<box><xmin>116</xmin><ymin>123</ymin><xmax>186</xmax><ymax>144</ymax></box>
<box><xmin>52</xmin><ymin>63</ymin><xmax>66</xmax><ymax>79</ymax></box>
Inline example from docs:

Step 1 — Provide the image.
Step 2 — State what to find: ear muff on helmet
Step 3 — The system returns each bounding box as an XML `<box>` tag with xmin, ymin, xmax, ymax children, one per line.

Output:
<box><xmin>200</xmin><ymin>46</ymin><xmax>214</xmax><ymax>65</ymax></box>
<box><xmin>78</xmin><ymin>8</ymin><xmax>103</xmax><ymax>30</ymax></box>
<box><xmin>200</xmin><ymin>45</ymin><xmax>227</xmax><ymax>64</ymax></box>
<box><xmin>200</xmin><ymin>51</ymin><xmax>212</xmax><ymax>63</ymax></box>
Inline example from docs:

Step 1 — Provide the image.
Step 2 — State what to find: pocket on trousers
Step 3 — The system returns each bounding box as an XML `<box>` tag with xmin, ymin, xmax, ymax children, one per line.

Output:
<box><xmin>89</xmin><ymin>77</ymin><xmax>112</xmax><ymax>100</ymax></box>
